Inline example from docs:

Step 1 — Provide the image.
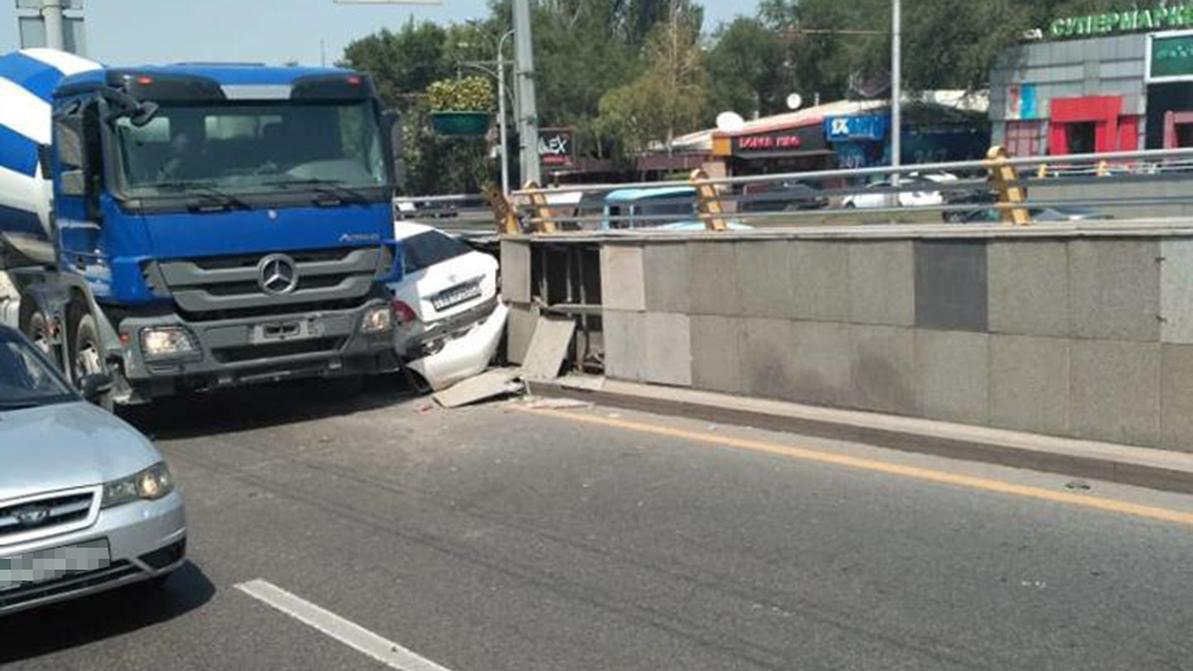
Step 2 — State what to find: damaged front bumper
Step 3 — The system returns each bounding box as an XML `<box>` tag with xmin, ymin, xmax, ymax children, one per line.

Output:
<box><xmin>397</xmin><ymin>298</ymin><xmax>508</xmax><ymax>391</ymax></box>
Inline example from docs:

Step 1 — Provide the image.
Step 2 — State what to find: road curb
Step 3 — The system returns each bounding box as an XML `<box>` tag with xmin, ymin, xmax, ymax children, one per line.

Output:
<box><xmin>527</xmin><ymin>378</ymin><xmax>1193</xmax><ymax>496</ymax></box>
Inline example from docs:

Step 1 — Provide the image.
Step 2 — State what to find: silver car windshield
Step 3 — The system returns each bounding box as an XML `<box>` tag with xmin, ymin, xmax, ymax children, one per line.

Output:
<box><xmin>114</xmin><ymin>101</ymin><xmax>387</xmax><ymax>195</ymax></box>
<box><xmin>0</xmin><ymin>333</ymin><xmax>74</xmax><ymax>407</ymax></box>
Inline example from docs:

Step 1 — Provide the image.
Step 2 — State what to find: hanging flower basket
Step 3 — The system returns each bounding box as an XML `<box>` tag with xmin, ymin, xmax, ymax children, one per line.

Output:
<box><xmin>427</xmin><ymin>76</ymin><xmax>495</xmax><ymax>137</ymax></box>
<box><xmin>430</xmin><ymin>111</ymin><xmax>492</xmax><ymax>136</ymax></box>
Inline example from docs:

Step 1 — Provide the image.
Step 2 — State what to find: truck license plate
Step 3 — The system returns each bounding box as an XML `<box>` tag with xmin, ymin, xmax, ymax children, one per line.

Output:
<box><xmin>251</xmin><ymin>319</ymin><xmax>324</xmax><ymax>344</ymax></box>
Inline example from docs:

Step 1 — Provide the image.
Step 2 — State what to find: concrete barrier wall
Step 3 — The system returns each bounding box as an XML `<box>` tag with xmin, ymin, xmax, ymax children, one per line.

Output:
<box><xmin>1030</xmin><ymin>180</ymin><xmax>1193</xmax><ymax>219</ymax></box>
<box><xmin>503</xmin><ymin>228</ymin><xmax>1193</xmax><ymax>452</ymax></box>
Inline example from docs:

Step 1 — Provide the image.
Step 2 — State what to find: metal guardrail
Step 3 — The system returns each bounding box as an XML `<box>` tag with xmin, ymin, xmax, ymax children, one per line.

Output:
<box><xmin>396</xmin><ymin>146</ymin><xmax>1193</xmax><ymax>235</ymax></box>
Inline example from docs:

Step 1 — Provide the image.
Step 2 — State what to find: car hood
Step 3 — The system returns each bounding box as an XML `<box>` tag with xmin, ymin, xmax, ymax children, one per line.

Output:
<box><xmin>0</xmin><ymin>402</ymin><xmax>162</xmax><ymax>502</ymax></box>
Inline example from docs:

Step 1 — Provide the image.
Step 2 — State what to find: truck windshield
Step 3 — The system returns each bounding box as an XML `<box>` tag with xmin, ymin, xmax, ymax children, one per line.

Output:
<box><xmin>113</xmin><ymin>101</ymin><xmax>387</xmax><ymax>196</ymax></box>
<box><xmin>0</xmin><ymin>331</ymin><xmax>75</xmax><ymax>409</ymax></box>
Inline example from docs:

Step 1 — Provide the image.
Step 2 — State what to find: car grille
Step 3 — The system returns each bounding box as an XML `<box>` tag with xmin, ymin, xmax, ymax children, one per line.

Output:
<box><xmin>0</xmin><ymin>492</ymin><xmax>95</xmax><ymax>544</ymax></box>
<box><xmin>150</xmin><ymin>247</ymin><xmax>387</xmax><ymax>320</ymax></box>
<box><xmin>0</xmin><ymin>561</ymin><xmax>139</xmax><ymax>612</ymax></box>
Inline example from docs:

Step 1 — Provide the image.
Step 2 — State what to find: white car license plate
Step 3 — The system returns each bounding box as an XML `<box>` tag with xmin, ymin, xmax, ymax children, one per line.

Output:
<box><xmin>0</xmin><ymin>539</ymin><xmax>111</xmax><ymax>592</ymax></box>
<box><xmin>432</xmin><ymin>281</ymin><xmax>482</xmax><ymax>311</ymax></box>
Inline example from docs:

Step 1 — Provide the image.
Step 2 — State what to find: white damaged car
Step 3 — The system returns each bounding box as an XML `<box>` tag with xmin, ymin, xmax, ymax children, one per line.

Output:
<box><xmin>388</xmin><ymin>223</ymin><xmax>507</xmax><ymax>391</ymax></box>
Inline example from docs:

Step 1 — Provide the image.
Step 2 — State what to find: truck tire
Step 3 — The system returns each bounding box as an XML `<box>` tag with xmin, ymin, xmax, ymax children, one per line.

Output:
<box><xmin>22</xmin><ymin>310</ymin><xmax>56</xmax><ymax>363</ymax></box>
<box><xmin>72</xmin><ymin>313</ymin><xmax>114</xmax><ymax>411</ymax></box>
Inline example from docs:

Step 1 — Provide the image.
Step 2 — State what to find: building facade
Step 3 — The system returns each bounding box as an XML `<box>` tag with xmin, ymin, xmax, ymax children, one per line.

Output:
<box><xmin>990</xmin><ymin>8</ymin><xmax>1193</xmax><ymax>156</ymax></box>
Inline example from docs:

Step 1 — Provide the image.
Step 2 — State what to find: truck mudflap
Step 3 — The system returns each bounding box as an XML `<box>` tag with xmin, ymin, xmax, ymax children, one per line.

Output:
<box><xmin>116</xmin><ymin>299</ymin><xmax>396</xmax><ymax>399</ymax></box>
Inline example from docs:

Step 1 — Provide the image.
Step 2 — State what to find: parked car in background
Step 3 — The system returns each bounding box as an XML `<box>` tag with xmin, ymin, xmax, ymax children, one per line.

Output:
<box><xmin>957</xmin><ymin>205</ymin><xmax>1113</xmax><ymax>224</ymax></box>
<box><xmin>0</xmin><ymin>325</ymin><xmax>186</xmax><ymax>616</ymax></box>
<box><xmin>388</xmin><ymin>223</ymin><xmax>506</xmax><ymax>391</ymax></box>
<box><xmin>395</xmin><ymin>198</ymin><xmax>460</xmax><ymax>220</ymax></box>
<box><xmin>739</xmin><ymin>180</ymin><xmax>829</xmax><ymax>212</ymax></box>
<box><xmin>602</xmin><ymin>187</ymin><xmax>752</xmax><ymax>230</ymax></box>
<box><xmin>842</xmin><ymin>172</ymin><xmax>959</xmax><ymax>209</ymax></box>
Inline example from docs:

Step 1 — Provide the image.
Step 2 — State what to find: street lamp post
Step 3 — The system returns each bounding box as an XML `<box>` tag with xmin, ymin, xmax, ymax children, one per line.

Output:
<box><xmin>496</xmin><ymin>30</ymin><xmax>513</xmax><ymax>196</ymax></box>
<box><xmin>460</xmin><ymin>29</ymin><xmax>514</xmax><ymax>197</ymax></box>
<box><xmin>890</xmin><ymin>0</ymin><xmax>902</xmax><ymax>188</ymax></box>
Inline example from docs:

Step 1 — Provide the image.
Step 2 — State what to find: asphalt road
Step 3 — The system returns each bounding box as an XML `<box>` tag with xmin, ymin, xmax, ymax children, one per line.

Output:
<box><xmin>4</xmin><ymin>376</ymin><xmax>1193</xmax><ymax>671</ymax></box>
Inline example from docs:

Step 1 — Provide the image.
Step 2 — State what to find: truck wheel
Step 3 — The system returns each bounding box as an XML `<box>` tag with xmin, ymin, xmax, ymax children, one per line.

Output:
<box><xmin>23</xmin><ymin>310</ymin><xmax>57</xmax><ymax>363</ymax></box>
<box><xmin>73</xmin><ymin>313</ymin><xmax>113</xmax><ymax>410</ymax></box>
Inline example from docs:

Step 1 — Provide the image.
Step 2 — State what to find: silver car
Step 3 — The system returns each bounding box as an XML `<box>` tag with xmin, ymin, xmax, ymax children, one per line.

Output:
<box><xmin>0</xmin><ymin>325</ymin><xmax>186</xmax><ymax>616</ymax></box>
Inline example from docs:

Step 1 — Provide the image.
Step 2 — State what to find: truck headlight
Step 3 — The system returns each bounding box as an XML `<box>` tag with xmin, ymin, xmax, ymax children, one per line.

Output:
<box><xmin>361</xmin><ymin>306</ymin><xmax>393</xmax><ymax>333</ymax></box>
<box><xmin>102</xmin><ymin>462</ymin><xmax>174</xmax><ymax>509</ymax></box>
<box><xmin>140</xmin><ymin>326</ymin><xmax>198</xmax><ymax>359</ymax></box>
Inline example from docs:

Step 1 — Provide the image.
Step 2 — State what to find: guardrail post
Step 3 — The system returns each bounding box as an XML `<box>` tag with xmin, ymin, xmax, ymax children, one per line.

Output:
<box><xmin>523</xmin><ymin>181</ymin><xmax>558</xmax><ymax>233</ymax></box>
<box><xmin>690</xmin><ymin>168</ymin><xmax>728</xmax><ymax>231</ymax></box>
<box><xmin>985</xmin><ymin>146</ymin><xmax>1030</xmax><ymax>226</ymax></box>
<box><xmin>484</xmin><ymin>184</ymin><xmax>522</xmax><ymax>235</ymax></box>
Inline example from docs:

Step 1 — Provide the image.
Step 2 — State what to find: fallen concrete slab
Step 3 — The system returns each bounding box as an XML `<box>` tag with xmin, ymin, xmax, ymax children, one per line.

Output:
<box><xmin>527</xmin><ymin>377</ymin><xmax>1193</xmax><ymax>495</ymax></box>
<box><xmin>433</xmin><ymin>368</ymin><xmax>523</xmax><ymax>408</ymax></box>
<box><xmin>520</xmin><ymin>316</ymin><xmax>576</xmax><ymax>380</ymax></box>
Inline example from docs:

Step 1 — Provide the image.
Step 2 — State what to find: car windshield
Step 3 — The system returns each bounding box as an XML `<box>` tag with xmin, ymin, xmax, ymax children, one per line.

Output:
<box><xmin>0</xmin><ymin>331</ymin><xmax>75</xmax><ymax>409</ymax></box>
<box><xmin>402</xmin><ymin>231</ymin><xmax>472</xmax><ymax>274</ymax></box>
<box><xmin>114</xmin><ymin>101</ymin><xmax>387</xmax><ymax>196</ymax></box>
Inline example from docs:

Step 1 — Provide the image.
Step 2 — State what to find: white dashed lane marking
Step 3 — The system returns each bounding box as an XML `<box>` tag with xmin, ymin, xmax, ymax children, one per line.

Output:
<box><xmin>235</xmin><ymin>579</ymin><xmax>454</xmax><ymax>671</ymax></box>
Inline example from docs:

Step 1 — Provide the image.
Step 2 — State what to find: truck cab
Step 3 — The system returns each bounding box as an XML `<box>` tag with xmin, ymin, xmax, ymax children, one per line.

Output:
<box><xmin>2</xmin><ymin>53</ymin><xmax>402</xmax><ymax>403</ymax></box>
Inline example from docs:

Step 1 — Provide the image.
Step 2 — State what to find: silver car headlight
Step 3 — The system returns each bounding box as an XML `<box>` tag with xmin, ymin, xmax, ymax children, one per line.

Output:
<box><xmin>361</xmin><ymin>305</ymin><xmax>393</xmax><ymax>334</ymax></box>
<box><xmin>102</xmin><ymin>462</ymin><xmax>174</xmax><ymax>509</ymax></box>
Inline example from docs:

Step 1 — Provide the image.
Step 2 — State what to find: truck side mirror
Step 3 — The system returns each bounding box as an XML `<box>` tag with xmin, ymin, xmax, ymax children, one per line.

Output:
<box><xmin>37</xmin><ymin>144</ymin><xmax>52</xmax><ymax>177</ymax></box>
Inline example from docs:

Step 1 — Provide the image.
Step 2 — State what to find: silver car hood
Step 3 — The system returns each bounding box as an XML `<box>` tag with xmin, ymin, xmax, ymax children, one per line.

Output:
<box><xmin>0</xmin><ymin>402</ymin><xmax>162</xmax><ymax>503</ymax></box>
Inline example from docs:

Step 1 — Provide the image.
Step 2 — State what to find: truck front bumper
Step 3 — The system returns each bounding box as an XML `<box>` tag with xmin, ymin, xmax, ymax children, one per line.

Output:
<box><xmin>117</xmin><ymin>299</ymin><xmax>397</xmax><ymax>398</ymax></box>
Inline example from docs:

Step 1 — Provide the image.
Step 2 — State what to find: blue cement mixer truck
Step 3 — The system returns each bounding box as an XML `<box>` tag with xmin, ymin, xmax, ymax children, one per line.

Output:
<box><xmin>0</xmin><ymin>49</ymin><xmax>402</xmax><ymax>405</ymax></box>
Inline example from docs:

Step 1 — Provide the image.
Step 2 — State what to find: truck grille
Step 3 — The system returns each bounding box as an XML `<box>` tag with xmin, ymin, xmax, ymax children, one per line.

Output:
<box><xmin>212</xmin><ymin>337</ymin><xmax>347</xmax><ymax>363</ymax></box>
<box><xmin>152</xmin><ymin>247</ymin><xmax>386</xmax><ymax>319</ymax></box>
<box><xmin>0</xmin><ymin>492</ymin><xmax>96</xmax><ymax>544</ymax></box>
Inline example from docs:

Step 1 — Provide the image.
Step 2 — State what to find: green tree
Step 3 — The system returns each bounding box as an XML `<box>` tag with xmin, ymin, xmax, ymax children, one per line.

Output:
<box><xmin>706</xmin><ymin>17</ymin><xmax>790</xmax><ymax>118</ymax></box>
<box><xmin>343</xmin><ymin>20</ymin><xmax>494</xmax><ymax>195</ymax></box>
<box><xmin>341</xmin><ymin>19</ymin><xmax>451</xmax><ymax>110</ymax></box>
<box><xmin>598</xmin><ymin>4</ymin><xmax>708</xmax><ymax>159</ymax></box>
<box><xmin>534</xmin><ymin>0</ymin><xmax>644</xmax><ymax>159</ymax></box>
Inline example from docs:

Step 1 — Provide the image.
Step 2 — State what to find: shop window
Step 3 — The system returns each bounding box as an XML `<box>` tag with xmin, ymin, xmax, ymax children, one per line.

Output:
<box><xmin>1179</xmin><ymin>124</ymin><xmax>1193</xmax><ymax>147</ymax></box>
<box><xmin>1004</xmin><ymin>120</ymin><xmax>1041</xmax><ymax>157</ymax></box>
<box><xmin>1066</xmin><ymin>122</ymin><xmax>1097</xmax><ymax>154</ymax></box>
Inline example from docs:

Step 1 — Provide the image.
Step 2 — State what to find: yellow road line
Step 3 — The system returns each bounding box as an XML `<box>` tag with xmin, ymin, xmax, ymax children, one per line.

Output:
<box><xmin>516</xmin><ymin>406</ymin><xmax>1193</xmax><ymax>527</ymax></box>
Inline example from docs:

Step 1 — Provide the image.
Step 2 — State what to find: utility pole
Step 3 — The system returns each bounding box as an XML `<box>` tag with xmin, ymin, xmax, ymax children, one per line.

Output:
<box><xmin>41</xmin><ymin>0</ymin><xmax>65</xmax><ymax>50</ymax></box>
<box><xmin>512</xmin><ymin>0</ymin><xmax>540</xmax><ymax>185</ymax></box>
<box><xmin>890</xmin><ymin>0</ymin><xmax>902</xmax><ymax>185</ymax></box>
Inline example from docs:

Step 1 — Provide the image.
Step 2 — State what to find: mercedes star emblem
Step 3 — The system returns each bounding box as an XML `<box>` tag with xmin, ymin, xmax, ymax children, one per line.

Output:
<box><xmin>258</xmin><ymin>254</ymin><xmax>299</xmax><ymax>295</ymax></box>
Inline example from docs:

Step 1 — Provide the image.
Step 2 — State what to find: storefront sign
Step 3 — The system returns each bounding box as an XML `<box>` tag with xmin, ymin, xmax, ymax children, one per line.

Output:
<box><xmin>824</xmin><ymin>114</ymin><xmax>888</xmax><ymax>141</ymax></box>
<box><xmin>731</xmin><ymin>126</ymin><xmax>826</xmax><ymax>156</ymax></box>
<box><xmin>738</xmin><ymin>134</ymin><xmax>801</xmax><ymax>150</ymax></box>
<box><xmin>1049</xmin><ymin>4</ymin><xmax>1193</xmax><ymax>39</ymax></box>
<box><xmin>1149</xmin><ymin>32</ymin><xmax>1193</xmax><ymax>81</ymax></box>
<box><xmin>538</xmin><ymin>128</ymin><xmax>574</xmax><ymax>167</ymax></box>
